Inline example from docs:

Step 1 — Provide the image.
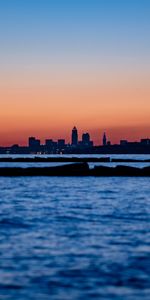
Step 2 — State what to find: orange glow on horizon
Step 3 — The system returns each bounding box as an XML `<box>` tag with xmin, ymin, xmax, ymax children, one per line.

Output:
<box><xmin>0</xmin><ymin>67</ymin><xmax>150</xmax><ymax>146</ymax></box>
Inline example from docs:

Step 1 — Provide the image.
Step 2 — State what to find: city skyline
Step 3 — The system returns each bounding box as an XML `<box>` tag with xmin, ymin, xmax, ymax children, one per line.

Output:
<box><xmin>0</xmin><ymin>126</ymin><xmax>150</xmax><ymax>147</ymax></box>
<box><xmin>0</xmin><ymin>128</ymin><xmax>149</xmax><ymax>154</ymax></box>
<box><xmin>0</xmin><ymin>0</ymin><xmax>150</xmax><ymax>146</ymax></box>
<box><xmin>0</xmin><ymin>126</ymin><xmax>149</xmax><ymax>149</ymax></box>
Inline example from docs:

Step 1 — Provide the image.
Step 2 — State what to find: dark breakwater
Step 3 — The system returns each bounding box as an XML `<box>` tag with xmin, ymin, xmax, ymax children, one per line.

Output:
<box><xmin>0</xmin><ymin>156</ymin><xmax>150</xmax><ymax>162</ymax></box>
<box><xmin>0</xmin><ymin>163</ymin><xmax>150</xmax><ymax>176</ymax></box>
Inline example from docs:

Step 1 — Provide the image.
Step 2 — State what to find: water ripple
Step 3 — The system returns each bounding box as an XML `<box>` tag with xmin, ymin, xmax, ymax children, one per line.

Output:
<box><xmin>0</xmin><ymin>176</ymin><xmax>150</xmax><ymax>300</ymax></box>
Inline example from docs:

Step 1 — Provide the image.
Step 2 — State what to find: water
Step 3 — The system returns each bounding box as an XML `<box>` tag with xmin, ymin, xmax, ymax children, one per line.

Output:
<box><xmin>0</xmin><ymin>176</ymin><xmax>150</xmax><ymax>300</ymax></box>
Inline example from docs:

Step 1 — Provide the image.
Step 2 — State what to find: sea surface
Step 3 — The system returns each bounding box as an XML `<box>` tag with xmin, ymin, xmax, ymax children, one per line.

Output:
<box><xmin>0</xmin><ymin>155</ymin><xmax>150</xmax><ymax>300</ymax></box>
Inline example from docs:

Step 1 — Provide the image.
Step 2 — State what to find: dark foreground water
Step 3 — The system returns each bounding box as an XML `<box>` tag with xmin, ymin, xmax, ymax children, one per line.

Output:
<box><xmin>0</xmin><ymin>177</ymin><xmax>150</xmax><ymax>300</ymax></box>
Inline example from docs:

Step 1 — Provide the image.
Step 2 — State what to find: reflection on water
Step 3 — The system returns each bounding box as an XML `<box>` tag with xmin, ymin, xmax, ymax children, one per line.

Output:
<box><xmin>0</xmin><ymin>176</ymin><xmax>150</xmax><ymax>299</ymax></box>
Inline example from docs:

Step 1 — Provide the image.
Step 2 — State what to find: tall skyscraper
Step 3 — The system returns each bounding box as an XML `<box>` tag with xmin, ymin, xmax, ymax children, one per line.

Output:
<box><xmin>103</xmin><ymin>132</ymin><xmax>107</xmax><ymax>146</ymax></box>
<box><xmin>71</xmin><ymin>126</ymin><xmax>78</xmax><ymax>146</ymax></box>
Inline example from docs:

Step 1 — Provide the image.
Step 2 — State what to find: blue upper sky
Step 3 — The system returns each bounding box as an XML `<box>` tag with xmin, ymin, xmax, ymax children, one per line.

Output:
<box><xmin>0</xmin><ymin>1</ymin><xmax>150</xmax><ymax>145</ymax></box>
<box><xmin>0</xmin><ymin>0</ymin><xmax>150</xmax><ymax>69</ymax></box>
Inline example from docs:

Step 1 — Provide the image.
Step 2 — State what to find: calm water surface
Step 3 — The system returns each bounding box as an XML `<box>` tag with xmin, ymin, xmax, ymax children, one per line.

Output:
<box><xmin>0</xmin><ymin>176</ymin><xmax>150</xmax><ymax>300</ymax></box>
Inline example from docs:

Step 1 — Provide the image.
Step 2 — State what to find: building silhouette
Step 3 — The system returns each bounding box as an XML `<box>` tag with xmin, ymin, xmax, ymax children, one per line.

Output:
<box><xmin>120</xmin><ymin>140</ymin><xmax>128</xmax><ymax>145</ymax></box>
<box><xmin>45</xmin><ymin>139</ymin><xmax>53</xmax><ymax>148</ymax></box>
<box><xmin>80</xmin><ymin>133</ymin><xmax>93</xmax><ymax>147</ymax></box>
<box><xmin>58</xmin><ymin>139</ymin><xmax>65</xmax><ymax>149</ymax></box>
<box><xmin>0</xmin><ymin>127</ymin><xmax>149</xmax><ymax>154</ymax></box>
<box><xmin>71</xmin><ymin>126</ymin><xmax>78</xmax><ymax>146</ymax></box>
<box><xmin>141</xmin><ymin>139</ymin><xmax>150</xmax><ymax>145</ymax></box>
<box><xmin>82</xmin><ymin>133</ymin><xmax>90</xmax><ymax>145</ymax></box>
<box><xmin>29</xmin><ymin>137</ymin><xmax>40</xmax><ymax>148</ymax></box>
<box><xmin>103</xmin><ymin>132</ymin><xmax>107</xmax><ymax>146</ymax></box>
<box><xmin>45</xmin><ymin>139</ymin><xmax>56</xmax><ymax>153</ymax></box>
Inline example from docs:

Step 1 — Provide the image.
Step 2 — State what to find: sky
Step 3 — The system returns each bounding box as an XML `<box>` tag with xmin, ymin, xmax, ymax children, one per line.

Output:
<box><xmin>0</xmin><ymin>0</ymin><xmax>150</xmax><ymax>146</ymax></box>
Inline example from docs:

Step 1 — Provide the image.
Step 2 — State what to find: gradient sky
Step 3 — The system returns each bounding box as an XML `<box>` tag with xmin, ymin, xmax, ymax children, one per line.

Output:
<box><xmin>0</xmin><ymin>0</ymin><xmax>150</xmax><ymax>145</ymax></box>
